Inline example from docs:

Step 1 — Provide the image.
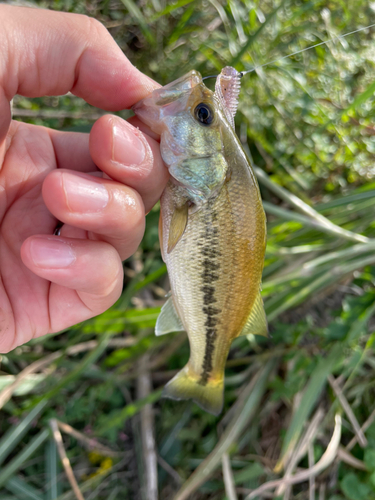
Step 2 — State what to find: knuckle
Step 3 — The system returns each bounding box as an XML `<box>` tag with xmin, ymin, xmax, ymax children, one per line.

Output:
<box><xmin>110</xmin><ymin>187</ymin><xmax>145</xmax><ymax>231</ymax></box>
<box><xmin>83</xmin><ymin>15</ymin><xmax>109</xmax><ymax>42</ymax></box>
<box><xmin>97</xmin><ymin>258</ymin><xmax>123</xmax><ymax>297</ymax></box>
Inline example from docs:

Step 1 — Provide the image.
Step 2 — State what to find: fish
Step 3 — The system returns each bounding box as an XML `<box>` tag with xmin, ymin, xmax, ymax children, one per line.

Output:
<box><xmin>132</xmin><ymin>66</ymin><xmax>267</xmax><ymax>416</ymax></box>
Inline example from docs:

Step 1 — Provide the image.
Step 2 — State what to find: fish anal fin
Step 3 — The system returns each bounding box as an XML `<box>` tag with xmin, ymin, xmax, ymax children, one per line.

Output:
<box><xmin>163</xmin><ymin>364</ymin><xmax>224</xmax><ymax>416</ymax></box>
<box><xmin>238</xmin><ymin>292</ymin><xmax>269</xmax><ymax>338</ymax></box>
<box><xmin>155</xmin><ymin>297</ymin><xmax>185</xmax><ymax>336</ymax></box>
<box><xmin>167</xmin><ymin>203</ymin><xmax>188</xmax><ymax>254</ymax></box>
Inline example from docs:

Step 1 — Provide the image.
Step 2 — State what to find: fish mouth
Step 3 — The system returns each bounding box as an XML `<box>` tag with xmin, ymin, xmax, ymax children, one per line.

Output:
<box><xmin>132</xmin><ymin>97</ymin><xmax>165</xmax><ymax>133</ymax></box>
<box><xmin>132</xmin><ymin>70</ymin><xmax>204</xmax><ymax>133</ymax></box>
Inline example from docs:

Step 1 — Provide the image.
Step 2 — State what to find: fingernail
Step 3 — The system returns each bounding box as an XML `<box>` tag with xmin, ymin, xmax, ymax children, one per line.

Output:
<box><xmin>29</xmin><ymin>238</ymin><xmax>76</xmax><ymax>268</ymax></box>
<box><xmin>62</xmin><ymin>173</ymin><xmax>109</xmax><ymax>213</ymax></box>
<box><xmin>112</xmin><ymin>117</ymin><xmax>146</xmax><ymax>166</ymax></box>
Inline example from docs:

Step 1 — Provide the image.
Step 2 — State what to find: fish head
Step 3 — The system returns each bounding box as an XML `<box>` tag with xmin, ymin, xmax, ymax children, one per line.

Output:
<box><xmin>132</xmin><ymin>70</ymin><xmax>202</xmax><ymax>133</ymax></box>
<box><xmin>132</xmin><ymin>70</ymin><xmax>224</xmax><ymax>155</ymax></box>
<box><xmin>133</xmin><ymin>69</ymin><xmax>238</xmax><ymax>205</ymax></box>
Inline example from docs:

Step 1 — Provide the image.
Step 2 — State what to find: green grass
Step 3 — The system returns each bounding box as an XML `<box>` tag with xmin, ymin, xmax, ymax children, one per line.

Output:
<box><xmin>3</xmin><ymin>0</ymin><xmax>375</xmax><ymax>498</ymax></box>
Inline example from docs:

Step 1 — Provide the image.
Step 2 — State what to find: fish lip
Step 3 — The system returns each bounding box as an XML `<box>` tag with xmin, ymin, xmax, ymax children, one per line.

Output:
<box><xmin>131</xmin><ymin>100</ymin><xmax>144</xmax><ymax>112</ymax></box>
<box><xmin>131</xmin><ymin>100</ymin><xmax>148</xmax><ymax>118</ymax></box>
<box><xmin>132</xmin><ymin>99</ymin><xmax>163</xmax><ymax>132</ymax></box>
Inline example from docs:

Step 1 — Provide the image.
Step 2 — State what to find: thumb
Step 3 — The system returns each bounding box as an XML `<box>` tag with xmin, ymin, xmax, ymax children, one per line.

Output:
<box><xmin>0</xmin><ymin>5</ymin><xmax>158</xmax><ymax>142</ymax></box>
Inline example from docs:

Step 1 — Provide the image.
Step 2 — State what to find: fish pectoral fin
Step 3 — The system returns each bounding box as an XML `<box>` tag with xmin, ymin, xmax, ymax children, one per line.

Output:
<box><xmin>155</xmin><ymin>297</ymin><xmax>185</xmax><ymax>336</ymax></box>
<box><xmin>167</xmin><ymin>202</ymin><xmax>188</xmax><ymax>254</ymax></box>
<box><xmin>238</xmin><ymin>292</ymin><xmax>269</xmax><ymax>338</ymax></box>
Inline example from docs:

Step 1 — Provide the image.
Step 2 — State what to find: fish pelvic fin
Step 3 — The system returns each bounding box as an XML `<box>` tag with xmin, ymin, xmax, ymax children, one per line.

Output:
<box><xmin>163</xmin><ymin>364</ymin><xmax>224</xmax><ymax>416</ymax></box>
<box><xmin>155</xmin><ymin>297</ymin><xmax>185</xmax><ymax>336</ymax></box>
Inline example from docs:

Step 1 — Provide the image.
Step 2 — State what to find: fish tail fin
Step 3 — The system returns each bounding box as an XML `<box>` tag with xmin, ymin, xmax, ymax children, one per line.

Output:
<box><xmin>162</xmin><ymin>364</ymin><xmax>224</xmax><ymax>416</ymax></box>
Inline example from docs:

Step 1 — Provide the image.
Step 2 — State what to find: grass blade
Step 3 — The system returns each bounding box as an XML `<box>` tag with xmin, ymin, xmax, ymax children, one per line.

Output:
<box><xmin>0</xmin><ymin>400</ymin><xmax>48</xmax><ymax>466</ymax></box>
<box><xmin>263</xmin><ymin>201</ymin><xmax>367</xmax><ymax>238</ymax></box>
<box><xmin>0</xmin><ymin>374</ymin><xmax>46</xmax><ymax>395</ymax></box>
<box><xmin>231</xmin><ymin>0</ymin><xmax>288</xmax><ymax>66</ymax></box>
<box><xmin>149</xmin><ymin>0</ymin><xmax>195</xmax><ymax>21</ymax></box>
<box><xmin>245</xmin><ymin>415</ymin><xmax>342</xmax><ymax>499</ymax></box>
<box><xmin>45</xmin><ymin>435</ymin><xmax>60</xmax><ymax>500</ymax></box>
<box><xmin>275</xmin><ymin>345</ymin><xmax>343</xmax><ymax>472</ymax></box>
<box><xmin>119</xmin><ymin>0</ymin><xmax>155</xmax><ymax>45</ymax></box>
<box><xmin>256</xmin><ymin>166</ymin><xmax>369</xmax><ymax>243</ymax></box>
<box><xmin>50</xmin><ymin>419</ymin><xmax>84</xmax><ymax>500</ymax></box>
<box><xmin>222</xmin><ymin>452</ymin><xmax>238</xmax><ymax>500</ymax></box>
<box><xmin>4</xmin><ymin>476</ymin><xmax>44</xmax><ymax>500</ymax></box>
<box><xmin>0</xmin><ymin>429</ymin><xmax>50</xmax><ymax>488</ymax></box>
<box><xmin>343</xmin><ymin>80</ymin><xmax>375</xmax><ymax>116</ymax></box>
<box><xmin>34</xmin><ymin>334</ymin><xmax>110</xmax><ymax>404</ymax></box>
<box><xmin>96</xmin><ymin>389</ymin><xmax>163</xmax><ymax>437</ymax></box>
<box><xmin>346</xmin><ymin>300</ymin><xmax>375</xmax><ymax>344</ymax></box>
<box><xmin>266</xmin><ymin>253</ymin><xmax>375</xmax><ymax>321</ymax></box>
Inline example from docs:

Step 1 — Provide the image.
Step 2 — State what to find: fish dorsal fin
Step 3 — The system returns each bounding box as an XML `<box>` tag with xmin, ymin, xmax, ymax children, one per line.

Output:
<box><xmin>238</xmin><ymin>292</ymin><xmax>268</xmax><ymax>338</ymax></box>
<box><xmin>168</xmin><ymin>203</ymin><xmax>188</xmax><ymax>254</ymax></box>
<box><xmin>155</xmin><ymin>297</ymin><xmax>185</xmax><ymax>336</ymax></box>
<box><xmin>214</xmin><ymin>67</ymin><xmax>241</xmax><ymax>129</ymax></box>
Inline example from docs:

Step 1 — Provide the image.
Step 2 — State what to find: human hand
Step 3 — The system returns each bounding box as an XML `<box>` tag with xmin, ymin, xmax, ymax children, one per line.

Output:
<box><xmin>0</xmin><ymin>5</ymin><xmax>168</xmax><ymax>352</ymax></box>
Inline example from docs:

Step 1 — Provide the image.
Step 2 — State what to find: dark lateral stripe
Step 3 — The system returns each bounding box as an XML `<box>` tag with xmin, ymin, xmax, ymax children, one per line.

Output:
<box><xmin>199</xmin><ymin>209</ymin><xmax>221</xmax><ymax>386</ymax></box>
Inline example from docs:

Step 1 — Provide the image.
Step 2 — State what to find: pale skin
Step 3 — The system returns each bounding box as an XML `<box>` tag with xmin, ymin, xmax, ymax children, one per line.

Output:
<box><xmin>0</xmin><ymin>5</ymin><xmax>168</xmax><ymax>352</ymax></box>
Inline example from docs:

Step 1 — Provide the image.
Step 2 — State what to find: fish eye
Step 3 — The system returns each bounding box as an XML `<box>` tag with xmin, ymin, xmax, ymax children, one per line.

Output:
<box><xmin>194</xmin><ymin>103</ymin><xmax>214</xmax><ymax>125</ymax></box>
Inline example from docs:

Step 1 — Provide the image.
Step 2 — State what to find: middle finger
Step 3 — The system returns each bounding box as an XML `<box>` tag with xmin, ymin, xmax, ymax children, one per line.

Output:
<box><xmin>42</xmin><ymin>170</ymin><xmax>145</xmax><ymax>260</ymax></box>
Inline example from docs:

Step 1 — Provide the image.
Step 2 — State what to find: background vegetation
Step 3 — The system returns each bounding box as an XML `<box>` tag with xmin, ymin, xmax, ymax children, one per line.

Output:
<box><xmin>2</xmin><ymin>0</ymin><xmax>375</xmax><ymax>498</ymax></box>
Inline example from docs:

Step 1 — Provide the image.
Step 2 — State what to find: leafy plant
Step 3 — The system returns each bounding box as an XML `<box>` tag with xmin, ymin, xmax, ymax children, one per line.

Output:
<box><xmin>2</xmin><ymin>0</ymin><xmax>375</xmax><ymax>498</ymax></box>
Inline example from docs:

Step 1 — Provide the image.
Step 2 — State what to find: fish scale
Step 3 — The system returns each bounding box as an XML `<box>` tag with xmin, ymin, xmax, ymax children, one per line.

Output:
<box><xmin>133</xmin><ymin>67</ymin><xmax>267</xmax><ymax>415</ymax></box>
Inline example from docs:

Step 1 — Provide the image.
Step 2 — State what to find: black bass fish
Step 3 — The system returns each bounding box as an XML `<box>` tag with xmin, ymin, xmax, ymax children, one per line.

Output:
<box><xmin>133</xmin><ymin>67</ymin><xmax>267</xmax><ymax>415</ymax></box>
